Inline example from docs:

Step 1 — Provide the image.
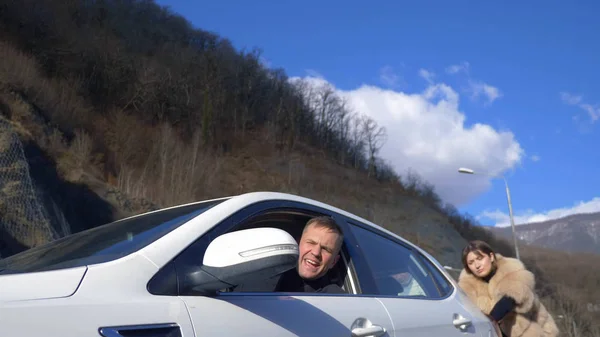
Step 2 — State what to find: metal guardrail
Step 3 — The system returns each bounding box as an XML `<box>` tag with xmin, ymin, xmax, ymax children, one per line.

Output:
<box><xmin>443</xmin><ymin>266</ymin><xmax>461</xmax><ymax>272</ymax></box>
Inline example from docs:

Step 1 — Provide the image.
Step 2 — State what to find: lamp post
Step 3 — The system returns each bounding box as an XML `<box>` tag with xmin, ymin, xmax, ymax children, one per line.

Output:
<box><xmin>458</xmin><ymin>167</ymin><xmax>520</xmax><ymax>260</ymax></box>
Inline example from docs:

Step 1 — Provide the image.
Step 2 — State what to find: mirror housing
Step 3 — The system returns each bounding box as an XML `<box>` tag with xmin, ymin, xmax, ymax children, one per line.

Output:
<box><xmin>180</xmin><ymin>227</ymin><xmax>299</xmax><ymax>295</ymax></box>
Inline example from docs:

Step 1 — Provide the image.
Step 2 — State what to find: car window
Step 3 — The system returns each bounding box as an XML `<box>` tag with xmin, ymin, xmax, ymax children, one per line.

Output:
<box><xmin>167</xmin><ymin>201</ymin><xmax>358</xmax><ymax>297</ymax></box>
<box><xmin>221</xmin><ymin>248</ymin><xmax>352</xmax><ymax>294</ymax></box>
<box><xmin>0</xmin><ymin>199</ymin><xmax>227</xmax><ymax>274</ymax></box>
<box><xmin>348</xmin><ymin>223</ymin><xmax>445</xmax><ymax>299</ymax></box>
<box><xmin>217</xmin><ymin>210</ymin><xmax>351</xmax><ymax>294</ymax></box>
<box><xmin>419</xmin><ymin>253</ymin><xmax>454</xmax><ymax>297</ymax></box>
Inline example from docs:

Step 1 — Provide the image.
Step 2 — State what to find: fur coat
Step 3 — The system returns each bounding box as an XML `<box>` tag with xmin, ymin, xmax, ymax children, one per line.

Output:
<box><xmin>458</xmin><ymin>254</ymin><xmax>559</xmax><ymax>337</ymax></box>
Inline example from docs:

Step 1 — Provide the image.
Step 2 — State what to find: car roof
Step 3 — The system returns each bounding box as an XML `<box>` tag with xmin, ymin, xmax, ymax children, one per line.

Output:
<box><xmin>228</xmin><ymin>192</ymin><xmax>447</xmax><ymax>271</ymax></box>
<box><xmin>125</xmin><ymin>191</ymin><xmax>437</xmax><ymax>265</ymax></box>
<box><xmin>227</xmin><ymin>191</ymin><xmax>428</xmax><ymax>253</ymax></box>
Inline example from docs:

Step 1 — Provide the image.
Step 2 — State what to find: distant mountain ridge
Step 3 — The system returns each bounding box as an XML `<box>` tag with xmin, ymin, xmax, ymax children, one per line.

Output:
<box><xmin>489</xmin><ymin>212</ymin><xmax>600</xmax><ymax>255</ymax></box>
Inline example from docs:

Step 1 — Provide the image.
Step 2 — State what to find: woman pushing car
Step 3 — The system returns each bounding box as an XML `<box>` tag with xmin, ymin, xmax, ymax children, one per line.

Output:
<box><xmin>458</xmin><ymin>240</ymin><xmax>559</xmax><ymax>337</ymax></box>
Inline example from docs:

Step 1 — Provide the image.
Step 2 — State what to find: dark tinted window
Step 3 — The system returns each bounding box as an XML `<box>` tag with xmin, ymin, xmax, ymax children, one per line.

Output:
<box><xmin>349</xmin><ymin>224</ymin><xmax>445</xmax><ymax>299</ymax></box>
<box><xmin>0</xmin><ymin>199</ymin><xmax>227</xmax><ymax>274</ymax></box>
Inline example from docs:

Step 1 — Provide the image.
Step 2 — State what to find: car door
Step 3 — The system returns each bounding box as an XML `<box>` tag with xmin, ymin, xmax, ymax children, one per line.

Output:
<box><xmin>181</xmin><ymin>294</ymin><xmax>393</xmax><ymax>337</ymax></box>
<box><xmin>170</xmin><ymin>200</ymin><xmax>395</xmax><ymax>337</ymax></box>
<box><xmin>343</xmin><ymin>221</ymin><xmax>490</xmax><ymax>337</ymax></box>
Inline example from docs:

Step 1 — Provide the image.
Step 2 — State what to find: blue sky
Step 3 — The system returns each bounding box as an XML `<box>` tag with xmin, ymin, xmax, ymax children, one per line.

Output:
<box><xmin>156</xmin><ymin>0</ymin><xmax>600</xmax><ymax>227</ymax></box>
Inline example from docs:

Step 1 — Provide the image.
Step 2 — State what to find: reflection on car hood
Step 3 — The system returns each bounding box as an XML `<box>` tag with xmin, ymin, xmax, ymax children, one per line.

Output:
<box><xmin>0</xmin><ymin>266</ymin><xmax>87</xmax><ymax>302</ymax></box>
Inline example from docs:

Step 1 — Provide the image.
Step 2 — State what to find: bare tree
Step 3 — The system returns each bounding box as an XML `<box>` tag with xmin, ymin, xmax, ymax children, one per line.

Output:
<box><xmin>348</xmin><ymin>113</ymin><xmax>366</xmax><ymax>169</ymax></box>
<box><xmin>361</xmin><ymin>116</ymin><xmax>387</xmax><ymax>177</ymax></box>
<box><xmin>336</xmin><ymin>99</ymin><xmax>352</xmax><ymax>165</ymax></box>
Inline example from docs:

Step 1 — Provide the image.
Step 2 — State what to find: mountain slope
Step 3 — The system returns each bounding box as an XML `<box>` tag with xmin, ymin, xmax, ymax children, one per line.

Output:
<box><xmin>0</xmin><ymin>57</ymin><xmax>470</xmax><ymax>265</ymax></box>
<box><xmin>490</xmin><ymin>212</ymin><xmax>600</xmax><ymax>255</ymax></box>
<box><xmin>0</xmin><ymin>0</ymin><xmax>484</xmax><ymax>267</ymax></box>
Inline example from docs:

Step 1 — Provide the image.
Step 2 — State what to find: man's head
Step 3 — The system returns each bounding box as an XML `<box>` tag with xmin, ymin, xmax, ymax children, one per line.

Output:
<box><xmin>297</xmin><ymin>216</ymin><xmax>344</xmax><ymax>280</ymax></box>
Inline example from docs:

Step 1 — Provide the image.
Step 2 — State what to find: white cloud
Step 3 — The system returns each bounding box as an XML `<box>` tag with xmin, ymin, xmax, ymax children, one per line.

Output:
<box><xmin>479</xmin><ymin>197</ymin><xmax>600</xmax><ymax>227</ymax></box>
<box><xmin>560</xmin><ymin>92</ymin><xmax>582</xmax><ymax>105</ymax></box>
<box><xmin>468</xmin><ymin>80</ymin><xmax>502</xmax><ymax>105</ymax></box>
<box><xmin>530</xmin><ymin>155</ymin><xmax>541</xmax><ymax>162</ymax></box>
<box><xmin>446</xmin><ymin>62</ymin><xmax>470</xmax><ymax>75</ymax></box>
<box><xmin>418</xmin><ymin>69</ymin><xmax>435</xmax><ymax>83</ymax></box>
<box><xmin>379</xmin><ymin>66</ymin><xmax>401</xmax><ymax>88</ymax></box>
<box><xmin>289</xmin><ymin>73</ymin><xmax>524</xmax><ymax>206</ymax></box>
<box><xmin>445</xmin><ymin>62</ymin><xmax>501</xmax><ymax>105</ymax></box>
<box><xmin>305</xmin><ymin>69</ymin><xmax>324</xmax><ymax>79</ymax></box>
<box><xmin>560</xmin><ymin>91</ymin><xmax>599</xmax><ymax>123</ymax></box>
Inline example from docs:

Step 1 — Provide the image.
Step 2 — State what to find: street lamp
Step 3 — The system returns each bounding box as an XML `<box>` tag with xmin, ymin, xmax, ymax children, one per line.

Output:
<box><xmin>458</xmin><ymin>167</ymin><xmax>520</xmax><ymax>260</ymax></box>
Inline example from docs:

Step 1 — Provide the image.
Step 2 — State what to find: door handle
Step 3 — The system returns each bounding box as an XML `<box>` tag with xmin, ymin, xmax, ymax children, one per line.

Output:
<box><xmin>99</xmin><ymin>323</ymin><xmax>181</xmax><ymax>337</ymax></box>
<box><xmin>452</xmin><ymin>313</ymin><xmax>472</xmax><ymax>330</ymax></box>
<box><xmin>351</xmin><ymin>325</ymin><xmax>386</xmax><ymax>337</ymax></box>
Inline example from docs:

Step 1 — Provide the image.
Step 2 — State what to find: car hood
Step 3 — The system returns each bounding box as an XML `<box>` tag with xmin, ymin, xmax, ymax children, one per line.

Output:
<box><xmin>0</xmin><ymin>266</ymin><xmax>87</xmax><ymax>302</ymax></box>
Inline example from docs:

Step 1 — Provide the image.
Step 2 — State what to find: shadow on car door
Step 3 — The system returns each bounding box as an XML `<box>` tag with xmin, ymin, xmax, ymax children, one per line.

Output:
<box><xmin>181</xmin><ymin>293</ymin><xmax>394</xmax><ymax>337</ymax></box>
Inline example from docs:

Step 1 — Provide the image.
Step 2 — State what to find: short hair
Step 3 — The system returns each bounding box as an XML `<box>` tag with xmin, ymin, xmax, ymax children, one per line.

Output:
<box><xmin>303</xmin><ymin>216</ymin><xmax>344</xmax><ymax>251</ymax></box>
<box><xmin>461</xmin><ymin>240</ymin><xmax>496</xmax><ymax>275</ymax></box>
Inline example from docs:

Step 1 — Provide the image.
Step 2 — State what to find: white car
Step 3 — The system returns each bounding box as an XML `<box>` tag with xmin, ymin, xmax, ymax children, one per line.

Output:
<box><xmin>0</xmin><ymin>191</ymin><xmax>498</xmax><ymax>337</ymax></box>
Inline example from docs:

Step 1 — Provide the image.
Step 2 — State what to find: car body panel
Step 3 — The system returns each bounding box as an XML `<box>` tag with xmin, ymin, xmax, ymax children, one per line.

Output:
<box><xmin>0</xmin><ymin>266</ymin><xmax>87</xmax><ymax>302</ymax></box>
<box><xmin>453</xmin><ymin>288</ymin><xmax>498</xmax><ymax>337</ymax></box>
<box><xmin>0</xmin><ymin>295</ymin><xmax>194</xmax><ymax>337</ymax></box>
<box><xmin>0</xmin><ymin>254</ymin><xmax>194</xmax><ymax>337</ymax></box>
<box><xmin>378</xmin><ymin>294</ymin><xmax>481</xmax><ymax>336</ymax></box>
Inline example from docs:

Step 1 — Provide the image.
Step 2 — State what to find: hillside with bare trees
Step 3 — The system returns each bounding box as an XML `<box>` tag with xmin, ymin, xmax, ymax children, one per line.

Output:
<box><xmin>0</xmin><ymin>0</ymin><xmax>598</xmax><ymax>335</ymax></box>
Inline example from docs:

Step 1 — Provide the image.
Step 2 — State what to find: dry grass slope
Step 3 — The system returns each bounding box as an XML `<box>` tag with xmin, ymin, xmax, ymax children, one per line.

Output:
<box><xmin>520</xmin><ymin>245</ymin><xmax>600</xmax><ymax>335</ymax></box>
<box><xmin>0</xmin><ymin>41</ymin><xmax>467</xmax><ymax>265</ymax></box>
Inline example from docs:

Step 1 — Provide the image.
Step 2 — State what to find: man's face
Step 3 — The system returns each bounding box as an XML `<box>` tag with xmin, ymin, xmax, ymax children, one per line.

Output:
<box><xmin>297</xmin><ymin>223</ymin><xmax>341</xmax><ymax>280</ymax></box>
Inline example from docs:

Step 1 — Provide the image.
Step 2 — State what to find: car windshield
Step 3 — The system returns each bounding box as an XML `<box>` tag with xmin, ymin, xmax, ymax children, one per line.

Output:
<box><xmin>0</xmin><ymin>198</ymin><xmax>228</xmax><ymax>274</ymax></box>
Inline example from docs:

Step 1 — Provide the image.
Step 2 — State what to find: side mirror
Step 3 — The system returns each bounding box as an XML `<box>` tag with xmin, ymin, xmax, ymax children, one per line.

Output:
<box><xmin>180</xmin><ymin>227</ymin><xmax>299</xmax><ymax>295</ymax></box>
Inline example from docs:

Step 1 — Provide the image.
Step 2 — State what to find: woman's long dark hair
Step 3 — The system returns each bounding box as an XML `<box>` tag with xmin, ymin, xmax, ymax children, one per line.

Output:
<box><xmin>461</xmin><ymin>240</ymin><xmax>496</xmax><ymax>275</ymax></box>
